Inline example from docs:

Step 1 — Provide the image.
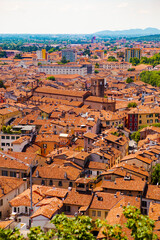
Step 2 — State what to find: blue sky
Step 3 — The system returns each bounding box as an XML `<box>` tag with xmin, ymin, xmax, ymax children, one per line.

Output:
<box><xmin>0</xmin><ymin>0</ymin><xmax>159</xmax><ymax>34</ymax></box>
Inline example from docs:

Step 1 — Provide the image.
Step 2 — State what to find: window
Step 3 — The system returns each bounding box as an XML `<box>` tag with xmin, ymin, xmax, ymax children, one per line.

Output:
<box><xmin>18</xmin><ymin>207</ymin><xmax>19</xmax><ymax>213</ymax></box>
<box><xmin>105</xmin><ymin>212</ymin><xmax>108</xmax><ymax>218</ymax></box>
<box><xmin>6</xmin><ymin>143</ymin><xmax>10</xmax><ymax>146</ymax></box>
<box><xmin>139</xmin><ymin>120</ymin><xmax>142</xmax><ymax>124</ymax></box>
<box><xmin>155</xmin><ymin>113</ymin><xmax>159</xmax><ymax>117</ymax></box>
<box><xmin>6</xmin><ymin>136</ymin><xmax>10</xmax><ymax>140</ymax></box>
<box><xmin>1</xmin><ymin>136</ymin><xmax>5</xmax><ymax>139</ymax></box>
<box><xmin>11</xmin><ymin>136</ymin><xmax>15</xmax><ymax>140</ymax></box>
<box><xmin>106</xmin><ymin>121</ymin><xmax>109</xmax><ymax>125</ymax></box>
<box><xmin>0</xmin><ymin>212</ymin><xmax>2</xmax><ymax>219</ymax></box>
<box><xmin>142</xmin><ymin>201</ymin><xmax>147</xmax><ymax>207</ymax></box>
<box><xmin>10</xmin><ymin>172</ymin><xmax>16</xmax><ymax>177</ymax></box>
<box><xmin>97</xmin><ymin>211</ymin><xmax>101</xmax><ymax>217</ymax></box>
<box><xmin>1</xmin><ymin>143</ymin><xmax>5</xmax><ymax>146</ymax></box>
<box><xmin>43</xmin><ymin>144</ymin><xmax>47</xmax><ymax>149</ymax></box>
<box><xmin>2</xmin><ymin>170</ymin><xmax>8</xmax><ymax>176</ymax></box>
<box><xmin>155</xmin><ymin>119</ymin><xmax>159</xmax><ymax>123</ymax></box>
<box><xmin>41</xmin><ymin>180</ymin><xmax>45</xmax><ymax>185</ymax></box>
<box><xmin>49</xmin><ymin>180</ymin><xmax>53</xmax><ymax>186</ymax></box>
<box><xmin>16</xmin><ymin>136</ymin><xmax>19</xmax><ymax>140</ymax></box>
<box><xmin>139</xmin><ymin>115</ymin><xmax>141</xmax><ymax>118</ymax></box>
<box><xmin>14</xmin><ymin>207</ymin><xmax>16</xmax><ymax>213</ymax></box>
<box><xmin>147</xmin><ymin>120</ymin><xmax>149</xmax><ymax>123</ymax></box>
<box><xmin>65</xmin><ymin>206</ymin><xmax>70</xmax><ymax>212</ymax></box>
<box><xmin>58</xmin><ymin>181</ymin><xmax>62</xmax><ymax>186</ymax></box>
<box><xmin>149</xmin><ymin>114</ymin><xmax>153</xmax><ymax>118</ymax></box>
<box><xmin>21</xmin><ymin>173</ymin><xmax>26</xmax><ymax>178</ymax></box>
<box><xmin>150</xmin><ymin>119</ymin><xmax>153</xmax><ymax>123</ymax></box>
<box><xmin>69</xmin><ymin>182</ymin><xmax>73</xmax><ymax>187</ymax></box>
<box><xmin>0</xmin><ymin>199</ymin><xmax>3</xmax><ymax>206</ymax></box>
<box><xmin>92</xmin><ymin>210</ymin><xmax>96</xmax><ymax>217</ymax></box>
<box><xmin>25</xmin><ymin>207</ymin><xmax>27</xmax><ymax>213</ymax></box>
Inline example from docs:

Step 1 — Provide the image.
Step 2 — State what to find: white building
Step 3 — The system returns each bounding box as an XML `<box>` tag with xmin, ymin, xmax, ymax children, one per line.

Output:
<box><xmin>0</xmin><ymin>176</ymin><xmax>27</xmax><ymax>220</ymax></box>
<box><xmin>0</xmin><ymin>125</ymin><xmax>36</xmax><ymax>152</ymax></box>
<box><xmin>100</xmin><ymin>62</ymin><xmax>132</xmax><ymax>70</ymax></box>
<box><xmin>36</xmin><ymin>50</ymin><xmax>43</xmax><ymax>60</ymax></box>
<box><xmin>38</xmin><ymin>64</ymin><xmax>87</xmax><ymax>76</ymax></box>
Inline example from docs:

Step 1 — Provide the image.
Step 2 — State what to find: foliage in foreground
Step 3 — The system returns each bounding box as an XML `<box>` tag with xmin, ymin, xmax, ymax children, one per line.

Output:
<box><xmin>151</xmin><ymin>164</ymin><xmax>160</xmax><ymax>185</ymax></box>
<box><xmin>0</xmin><ymin>206</ymin><xmax>157</xmax><ymax>240</ymax></box>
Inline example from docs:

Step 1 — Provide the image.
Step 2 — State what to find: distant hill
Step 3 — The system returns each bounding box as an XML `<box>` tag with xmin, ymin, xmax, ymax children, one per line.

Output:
<box><xmin>94</xmin><ymin>28</ymin><xmax>160</xmax><ymax>37</ymax></box>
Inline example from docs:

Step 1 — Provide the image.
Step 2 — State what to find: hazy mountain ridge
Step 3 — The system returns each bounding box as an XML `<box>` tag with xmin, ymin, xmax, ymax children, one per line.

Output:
<box><xmin>94</xmin><ymin>28</ymin><xmax>160</xmax><ymax>36</ymax></box>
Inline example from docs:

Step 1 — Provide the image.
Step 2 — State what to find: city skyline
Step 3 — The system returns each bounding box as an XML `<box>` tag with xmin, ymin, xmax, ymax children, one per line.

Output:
<box><xmin>0</xmin><ymin>0</ymin><xmax>160</xmax><ymax>34</ymax></box>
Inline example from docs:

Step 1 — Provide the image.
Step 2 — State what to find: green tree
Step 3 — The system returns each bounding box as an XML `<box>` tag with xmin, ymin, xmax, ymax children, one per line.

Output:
<box><xmin>140</xmin><ymin>71</ymin><xmax>160</xmax><ymax>87</ymax></box>
<box><xmin>140</xmin><ymin>53</ymin><xmax>160</xmax><ymax>67</ymax></box>
<box><xmin>38</xmin><ymin>62</ymin><xmax>42</xmax><ymax>66</ymax></box>
<box><xmin>131</xmin><ymin>131</ymin><xmax>140</xmax><ymax>143</ymax></box>
<box><xmin>124</xmin><ymin>206</ymin><xmax>157</xmax><ymax>240</ymax></box>
<box><xmin>126</xmin><ymin>77</ymin><xmax>134</xmax><ymax>83</ymax></box>
<box><xmin>61</xmin><ymin>56</ymin><xmax>68</xmax><ymax>64</ymax></box>
<box><xmin>0</xmin><ymin>228</ymin><xmax>24</xmax><ymax>240</ymax></box>
<box><xmin>127</xmin><ymin>102</ymin><xmax>137</xmax><ymax>108</ymax></box>
<box><xmin>96</xmin><ymin>219</ymin><xmax>127</xmax><ymax>240</ymax></box>
<box><xmin>51</xmin><ymin>213</ymin><xmax>95</xmax><ymax>240</ymax></box>
<box><xmin>0</xmin><ymin>51</ymin><xmax>7</xmax><ymax>58</ymax></box>
<box><xmin>129</xmin><ymin>57</ymin><xmax>140</xmax><ymax>66</ymax></box>
<box><xmin>95</xmin><ymin>63</ymin><xmax>99</xmax><ymax>68</ymax></box>
<box><xmin>151</xmin><ymin>164</ymin><xmax>160</xmax><ymax>185</ymax></box>
<box><xmin>107</xmin><ymin>56</ymin><xmax>118</xmax><ymax>62</ymax></box>
<box><xmin>83</xmin><ymin>49</ymin><xmax>91</xmax><ymax>56</ymax></box>
<box><xmin>0</xmin><ymin>80</ymin><xmax>6</xmax><ymax>89</ymax></box>
<box><xmin>95</xmin><ymin>70</ymin><xmax>99</xmax><ymax>74</ymax></box>
<box><xmin>27</xmin><ymin>226</ymin><xmax>55</xmax><ymax>240</ymax></box>
<box><xmin>93</xmin><ymin>55</ymin><xmax>98</xmax><ymax>59</ymax></box>
<box><xmin>127</xmin><ymin>68</ymin><xmax>135</xmax><ymax>71</ymax></box>
<box><xmin>47</xmin><ymin>76</ymin><xmax>55</xmax><ymax>81</ymax></box>
<box><xmin>2</xmin><ymin>126</ymin><xmax>7</xmax><ymax>133</ymax></box>
<box><xmin>14</xmin><ymin>54</ymin><xmax>22</xmax><ymax>59</ymax></box>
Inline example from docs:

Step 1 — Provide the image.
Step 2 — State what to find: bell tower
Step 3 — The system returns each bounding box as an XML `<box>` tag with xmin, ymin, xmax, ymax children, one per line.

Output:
<box><xmin>91</xmin><ymin>77</ymin><xmax>104</xmax><ymax>98</ymax></box>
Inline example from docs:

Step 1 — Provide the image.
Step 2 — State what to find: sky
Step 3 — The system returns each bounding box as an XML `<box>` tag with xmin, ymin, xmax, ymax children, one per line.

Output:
<box><xmin>0</xmin><ymin>0</ymin><xmax>160</xmax><ymax>34</ymax></box>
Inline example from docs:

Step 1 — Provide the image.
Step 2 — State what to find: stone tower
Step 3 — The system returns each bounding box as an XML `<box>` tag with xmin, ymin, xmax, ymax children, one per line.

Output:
<box><xmin>91</xmin><ymin>77</ymin><xmax>104</xmax><ymax>98</ymax></box>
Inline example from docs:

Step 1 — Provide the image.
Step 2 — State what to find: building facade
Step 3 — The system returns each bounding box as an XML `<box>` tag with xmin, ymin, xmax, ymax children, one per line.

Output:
<box><xmin>62</xmin><ymin>49</ymin><xmax>77</xmax><ymax>62</ymax></box>
<box><xmin>125</xmin><ymin>48</ymin><xmax>141</xmax><ymax>62</ymax></box>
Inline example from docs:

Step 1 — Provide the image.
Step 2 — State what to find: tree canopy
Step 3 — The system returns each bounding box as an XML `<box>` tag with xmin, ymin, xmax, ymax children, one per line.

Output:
<box><xmin>127</xmin><ymin>102</ymin><xmax>137</xmax><ymax>108</ymax></box>
<box><xmin>47</xmin><ymin>76</ymin><xmax>55</xmax><ymax>81</ymax></box>
<box><xmin>0</xmin><ymin>206</ymin><xmax>157</xmax><ymax>240</ymax></box>
<box><xmin>140</xmin><ymin>53</ymin><xmax>160</xmax><ymax>67</ymax></box>
<box><xmin>126</xmin><ymin>77</ymin><xmax>134</xmax><ymax>83</ymax></box>
<box><xmin>151</xmin><ymin>164</ymin><xmax>160</xmax><ymax>185</ymax></box>
<box><xmin>140</xmin><ymin>71</ymin><xmax>160</xmax><ymax>87</ymax></box>
<box><xmin>14</xmin><ymin>54</ymin><xmax>23</xmax><ymax>59</ymax></box>
<box><xmin>129</xmin><ymin>57</ymin><xmax>140</xmax><ymax>66</ymax></box>
<box><xmin>0</xmin><ymin>51</ymin><xmax>7</xmax><ymax>58</ymax></box>
<box><xmin>107</xmin><ymin>56</ymin><xmax>118</xmax><ymax>62</ymax></box>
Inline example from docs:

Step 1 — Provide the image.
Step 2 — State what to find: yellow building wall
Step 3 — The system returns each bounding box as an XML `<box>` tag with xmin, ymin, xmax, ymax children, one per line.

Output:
<box><xmin>138</xmin><ymin>113</ymin><xmax>159</xmax><ymax>128</ymax></box>
<box><xmin>89</xmin><ymin>209</ymin><xmax>109</xmax><ymax>221</ymax></box>
<box><xmin>42</xmin><ymin>49</ymin><xmax>46</xmax><ymax>59</ymax></box>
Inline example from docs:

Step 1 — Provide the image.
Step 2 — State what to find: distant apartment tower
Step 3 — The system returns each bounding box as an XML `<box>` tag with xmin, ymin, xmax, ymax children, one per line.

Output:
<box><xmin>125</xmin><ymin>48</ymin><xmax>141</xmax><ymax>62</ymax></box>
<box><xmin>62</xmin><ymin>49</ymin><xmax>77</xmax><ymax>62</ymax></box>
<box><xmin>36</xmin><ymin>49</ymin><xmax>47</xmax><ymax>60</ymax></box>
<box><xmin>91</xmin><ymin>77</ymin><xmax>104</xmax><ymax>97</ymax></box>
